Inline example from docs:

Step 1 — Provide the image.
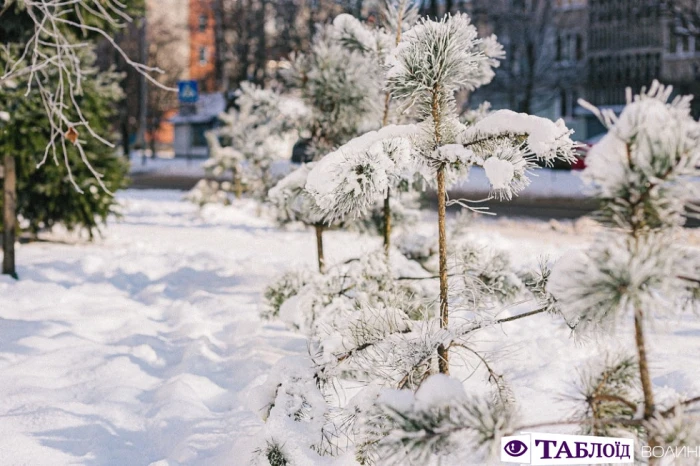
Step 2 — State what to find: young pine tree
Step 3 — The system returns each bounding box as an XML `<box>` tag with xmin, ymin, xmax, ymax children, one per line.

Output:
<box><xmin>189</xmin><ymin>82</ymin><xmax>305</xmax><ymax>206</ymax></box>
<box><xmin>269</xmin><ymin>15</ymin><xmax>386</xmax><ymax>272</ymax></box>
<box><xmin>307</xmin><ymin>13</ymin><xmax>576</xmax><ymax>374</ymax></box>
<box><xmin>547</xmin><ymin>82</ymin><xmax>700</xmax><ymax>459</ymax></box>
<box><xmin>329</xmin><ymin>1</ymin><xmax>419</xmax><ymax>253</ymax></box>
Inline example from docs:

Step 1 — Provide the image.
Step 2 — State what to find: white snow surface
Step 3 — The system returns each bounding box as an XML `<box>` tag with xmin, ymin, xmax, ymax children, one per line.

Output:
<box><xmin>1</xmin><ymin>190</ymin><xmax>699</xmax><ymax>465</ymax></box>
<box><xmin>482</xmin><ymin>157</ymin><xmax>515</xmax><ymax>190</ymax></box>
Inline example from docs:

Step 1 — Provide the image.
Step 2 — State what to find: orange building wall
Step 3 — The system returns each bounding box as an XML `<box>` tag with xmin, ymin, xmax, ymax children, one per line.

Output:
<box><xmin>189</xmin><ymin>0</ymin><xmax>217</xmax><ymax>93</ymax></box>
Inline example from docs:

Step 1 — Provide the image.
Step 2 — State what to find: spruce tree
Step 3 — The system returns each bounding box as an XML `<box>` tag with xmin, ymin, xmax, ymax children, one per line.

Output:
<box><xmin>0</xmin><ymin>53</ymin><xmax>128</xmax><ymax>240</ymax></box>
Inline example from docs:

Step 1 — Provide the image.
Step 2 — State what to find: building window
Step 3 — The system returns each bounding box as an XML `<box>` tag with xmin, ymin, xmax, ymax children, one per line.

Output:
<box><xmin>199</xmin><ymin>46</ymin><xmax>208</xmax><ymax>65</ymax></box>
<box><xmin>199</xmin><ymin>14</ymin><xmax>208</xmax><ymax>32</ymax></box>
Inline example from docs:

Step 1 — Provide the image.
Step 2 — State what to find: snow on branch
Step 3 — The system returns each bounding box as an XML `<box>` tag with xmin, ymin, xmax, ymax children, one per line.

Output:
<box><xmin>305</xmin><ymin>124</ymin><xmax>418</xmax><ymax>223</ymax></box>
<box><xmin>459</xmin><ymin>109</ymin><xmax>577</xmax><ymax>164</ymax></box>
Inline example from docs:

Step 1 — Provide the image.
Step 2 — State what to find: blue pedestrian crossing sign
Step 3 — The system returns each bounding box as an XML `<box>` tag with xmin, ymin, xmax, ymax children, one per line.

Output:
<box><xmin>178</xmin><ymin>80</ymin><xmax>199</xmax><ymax>103</ymax></box>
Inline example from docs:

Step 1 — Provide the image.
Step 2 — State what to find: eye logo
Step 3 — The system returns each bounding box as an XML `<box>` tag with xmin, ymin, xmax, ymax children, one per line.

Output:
<box><xmin>504</xmin><ymin>439</ymin><xmax>528</xmax><ymax>457</ymax></box>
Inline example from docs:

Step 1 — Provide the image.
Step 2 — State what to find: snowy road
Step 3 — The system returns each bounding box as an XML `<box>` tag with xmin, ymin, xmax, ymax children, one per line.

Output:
<box><xmin>1</xmin><ymin>190</ymin><xmax>699</xmax><ymax>465</ymax></box>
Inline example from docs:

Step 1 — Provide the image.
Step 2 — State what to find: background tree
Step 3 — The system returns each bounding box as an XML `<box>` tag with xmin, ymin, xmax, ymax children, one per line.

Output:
<box><xmin>145</xmin><ymin>16</ymin><xmax>187</xmax><ymax>159</ymax></box>
<box><xmin>0</xmin><ymin>53</ymin><xmax>128</xmax><ymax>241</ymax></box>
<box><xmin>189</xmin><ymin>82</ymin><xmax>304</xmax><ymax>205</ymax></box>
<box><xmin>470</xmin><ymin>0</ymin><xmax>568</xmax><ymax>114</ymax></box>
<box><xmin>0</xmin><ymin>0</ymin><xmax>156</xmax><ymax>183</ymax></box>
<box><xmin>1</xmin><ymin>0</ymin><xmax>152</xmax><ymax>277</ymax></box>
<box><xmin>213</xmin><ymin>0</ymin><xmax>365</xmax><ymax>91</ymax></box>
<box><xmin>667</xmin><ymin>0</ymin><xmax>700</xmax><ymax>38</ymax></box>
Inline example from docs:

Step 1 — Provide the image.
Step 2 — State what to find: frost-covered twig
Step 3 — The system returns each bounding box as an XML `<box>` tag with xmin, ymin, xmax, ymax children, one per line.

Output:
<box><xmin>1</xmin><ymin>0</ymin><xmax>173</xmax><ymax>191</ymax></box>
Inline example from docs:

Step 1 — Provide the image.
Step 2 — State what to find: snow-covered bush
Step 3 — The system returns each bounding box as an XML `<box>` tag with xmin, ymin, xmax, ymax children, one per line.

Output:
<box><xmin>184</xmin><ymin>179</ymin><xmax>232</xmax><ymax>207</ymax></box>
<box><xmin>261</xmin><ymin>269</ymin><xmax>312</xmax><ymax>320</ymax></box>
<box><xmin>189</xmin><ymin>82</ymin><xmax>303</xmax><ymax>205</ymax></box>
<box><xmin>201</xmin><ymin>131</ymin><xmax>244</xmax><ymax>199</ymax></box>
<box><xmin>395</xmin><ymin>231</ymin><xmax>438</xmax><ymax>268</ymax></box>
<box><xmin>546</xmin><ymin>82</ymin><xmax>700</xmax><ymax>452</ymax></box>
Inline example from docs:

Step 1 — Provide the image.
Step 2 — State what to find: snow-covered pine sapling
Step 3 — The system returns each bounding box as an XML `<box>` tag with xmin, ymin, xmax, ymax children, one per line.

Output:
<box><xmin>185</xmin><ymin>130</ymin><xmax>243</xmax><ymax>206</ymax></box>
<box><xmin>284</xmin><ymin>19</ymin><xmax>382</xmax><ymax>161</ymax></box>
<box><xmin>255</xmin><ymin>214</ymin><xmax>584</xmax><ymax>463</ymax></box>
<box><xmin>307</xmin><ymin>13</ymin><xmax>575</xmax><ymax>376</ymax></box>
<box><xmin>204</xmin><ymin>131</ymin><xmax>245</xmax><ymax>199</ymax></box>
<box><xmin>334</xmin><ymin>1</ymin><xmax>419</xmax><ymax>253</ymax></box>
<box><xmin>214</xmin><ymin>82</ymin><xmax>303</xmax><ymax>204</ymax></box>
<box><xmin>385</xmin><ymin>13</ymin><xmax>575</xmax><ymax>374</ymax></box>
<box><xmin>268</xmin><ymin>163</ymin><xmax>330</xmax><ymax>273</ymax></box>
<box><xmin>547</xmin><ymin>82</ymin><xmax>700</xmax><ymax>456</ymax></box>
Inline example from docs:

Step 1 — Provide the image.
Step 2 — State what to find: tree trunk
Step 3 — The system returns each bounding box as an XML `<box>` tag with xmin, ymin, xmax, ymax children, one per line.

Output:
<box><xmin>121</xmin><ymin>110</ymin><xmax>130</xmax><ymax>159</ymax></box>
<box><xmin>436</xmin><ymin>164</ymin><xmax>449</xmax><ymax>374</ymax></box>
<box><xmin>233</xmin><ymin>167</ymin><xmax>243</xmax><ymax>199</ymax></box>
<box><xmin>149</xmin><ymin>125</ymin><xmax>157</xmax><ymax>160</ymax></box>
<box><xmin>315</xmin><ymin>224</ymin><xmax>325</xmax><ymax>273</ymax></box>
<box><xmin>139</xmin><ymin>16</ymin><xmax>148</xmax><ymax>166</ymax></box>
<box><xmin>635</xmin><ymin>306</ymin><xmax>659</xmax><ymax>464</ymax></box>
<box><xmin>354</xmin><ymin>0</ymin><xmax>363</xmax><ymax>18</ymax></box>
<box><xmin>383</xmin><ymin>189</ymin><xmax>391</xmax><ymax>256</ymax></box>
<box><xmin>308</xmin><ymin>0</ymin><xmax>316</xmax><ymax>43</ymax></box>
<box><xmin>379</xmin><ymin>13</ymin><xmax>403</xmax><ymax>259</ymax></box>
<box><xmin>255</xmin><ymin>0</ymin><xmax>268</xmax><ymax>85</ymax></box>
<box><xmin>213</xmin><ymin>0</ymin><xmax>228</xmax><ymax>90</ymax></box>
<box><xmin>2</xmin><ymin>154</ymin><xmax>17</xmax><ymax>279</ymax></box>
<box><xmin>635</xmin><ymin>308</ymin><xmax>655</xmax><ymax>419</ymax></box>
<box><xmin>522</xmin><ymin>41</ymin><xmax>536</xmax><ymax>114</ymax></box>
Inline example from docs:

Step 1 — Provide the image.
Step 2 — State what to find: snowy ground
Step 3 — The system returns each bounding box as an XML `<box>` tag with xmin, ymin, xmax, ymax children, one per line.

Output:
<box><xmin>1</xmin><ymin>190</ymin><xmax>699</xmax><ymax>465</ymax></box>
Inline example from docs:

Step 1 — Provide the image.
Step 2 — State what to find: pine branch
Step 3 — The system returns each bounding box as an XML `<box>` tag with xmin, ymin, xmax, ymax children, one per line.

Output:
<box><xmin>661</xmin><ymin>396</ymin><xmax>700</xmax><ymax>417</ymax></box>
